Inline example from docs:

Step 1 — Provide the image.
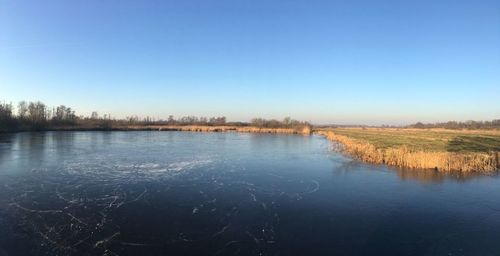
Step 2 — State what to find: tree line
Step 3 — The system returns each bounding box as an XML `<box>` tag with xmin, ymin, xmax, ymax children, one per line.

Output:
<box><xmin>3</xmin><ymin>100</ymin><xmax>498</xmax><ymax>132</ymax></box>
<box><xmin>1</xmin><ymin>100</ymin><xmax>314</xmax><ymax>133</ymax></box>
<box><xmin>250</xmin><ymin>117</ymin><xmax>311</xmax><ymax>129</ymax></box>
<box><xmin>1</xmin><ymin>100</ymin><xmax>235</xmax><ymax>132</ymax></box>
<box><xmin>408</xmin><ymin>120</ymin><xmax>500</xmax><ymax>130</ymax></box>
<box><xmin>1</xmin><ymin>101</ymin><xmax>77</xmax><ymax>132</ymax></box>
<box><xmin>124</xmin><ymin>115</ymin><xmax>227</xmax><ymax>126</ymax></box>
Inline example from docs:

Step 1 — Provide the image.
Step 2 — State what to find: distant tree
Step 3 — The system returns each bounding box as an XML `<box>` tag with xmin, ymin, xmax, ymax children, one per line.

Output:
<box><xmin>143</xmin><ymin>116</ymin><xmax>154</xmax><ymax>124</ymax></box>
<box><xmin>127</xmin><ymin>116</ymin><xmax>139</xmax><ymax>124</ymax></box>
<box><xmin>251</xmin><ymin>118</ymin><xmax>264</xmax><ymax>127</ymax></box>
<box><xmin>208</xmin><ymin>116</ymin><xmax>226</xmax><ymax>125</ymax></box>
<box><xmin>250</xmin><ymin>117</ymin><xmax>310</xmax><ymax>129</ymax></box>
<box><xmin>17</xmin><ymin>101</ymin><xmax>28</xmax><ymax>119</ymax></box>
<box><xmin>66</xmin><ymin>107</ymin><xmax>75</xmax><ymax>121</ymax></box>
<box><xmin>55</xmin><ymin>105</ymin><xmax>66</xmax><ymax>120</ymax></box>
<box><xmin>215</xmin><ymin>116</ymin><xmax>226</xmax><ymax>125</ymax></box>
<box><xmin>408</xmin><ymin>119</ymin><xmax>500</xmax><ymax>129</ymax></box>
<box><xmin>28</xmin><ymin>101</ymin><xmax>47</xmax><ymax>128</ymax></box>
<box><xmin>91</xmin><ymin>111</ymin><xmax>99</xmax><ymax>120</ymax></box>
<box><xmin>283</xmin><ymin>117</ymin><xmax>291</xmax><ymax>127</ymax></box>
<box><xmin>167</xmin><ymin>115</ymin><xmax>175</xmax><ymax>125</ymax></box>
<box><xmin>414</xmin><ymin>122</ymin><xmax>425</xmax><ymax>128</ymax></box>
<box><xmin>0</xmin><ymin>102</ymin><xmax>13</xmax><ymax>119</ymax></box>
<box><xmin>0</xmin><ymin>102</ymin><xmax>14</xmax><ymax>131</ymax></box>
<box><xmin>52</xmin><ymin>105</ymin><xmax>76</xmax><ymax>125</ymax></box>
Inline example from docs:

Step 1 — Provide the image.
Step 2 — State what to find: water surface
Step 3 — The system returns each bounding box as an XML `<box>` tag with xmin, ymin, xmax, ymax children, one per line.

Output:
<box><xmin>0</xmin><ymin>132</ymin><xmax>499</xmax><ymax>255</ymax></box>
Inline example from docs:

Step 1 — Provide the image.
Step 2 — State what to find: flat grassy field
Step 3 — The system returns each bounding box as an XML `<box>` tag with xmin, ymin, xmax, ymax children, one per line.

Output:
<box><xmin>327</xmin><ymin>128</ymin><xmax>500</xmax><ymax>153</ymax></box>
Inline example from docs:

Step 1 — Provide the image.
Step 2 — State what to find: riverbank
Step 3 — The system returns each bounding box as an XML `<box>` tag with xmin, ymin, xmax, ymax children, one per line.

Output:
<box><xmin>317</xmin><ymin>128</ymin><xmax>500</xmax><ymax>173</ymax></box>
<box><xmin>4</xmin><ymin>123</ymin><xmax>499</xmax><ymax>173</ymax></box>
<box><xmin>125</xmin><ymin>125</ymin><xmax>312</xmax><ymax>134</ymax></box>
<box><xmin>5</xmin><ymin>124</ymin><xmax>312</xmax><ymax>135</ymax></box>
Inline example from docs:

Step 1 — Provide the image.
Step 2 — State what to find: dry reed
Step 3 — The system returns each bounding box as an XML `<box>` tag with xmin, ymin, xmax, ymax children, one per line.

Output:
<box><xmin>127</xmin><ymin>125</ymin><xmax>312</xmax><ymax>135</ymax></box>
<box><xmin>318</xmin><ymin>131</ymin><xmax>499</xmax><ymax>173</ymax></box>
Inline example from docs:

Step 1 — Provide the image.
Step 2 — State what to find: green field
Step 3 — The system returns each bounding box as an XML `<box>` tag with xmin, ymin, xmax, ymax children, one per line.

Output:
<box><xmin>327</xmin><ymin>128</ymin><xmax>500</xmax><ymax>153</ymax></box>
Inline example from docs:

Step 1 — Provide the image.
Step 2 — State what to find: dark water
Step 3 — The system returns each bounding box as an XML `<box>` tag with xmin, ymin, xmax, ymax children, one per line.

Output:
<box><xmin>0</xmin><ymin>132</ymin><xmax>499</xmax><ymax>256</ymax></box>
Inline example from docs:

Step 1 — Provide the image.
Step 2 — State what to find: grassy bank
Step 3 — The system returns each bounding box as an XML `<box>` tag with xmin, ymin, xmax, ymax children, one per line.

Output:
<box><xmin>317</xmin><ymin>128</ymin><xmax>500</xmax><ymax>172</ymax></box>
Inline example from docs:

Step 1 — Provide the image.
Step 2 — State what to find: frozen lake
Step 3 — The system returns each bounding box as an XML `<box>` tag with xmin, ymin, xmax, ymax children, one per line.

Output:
<box><xmin>0</xmin><ymin>131</ymin><xmax>499</xmax><ymax>255</ymax></box>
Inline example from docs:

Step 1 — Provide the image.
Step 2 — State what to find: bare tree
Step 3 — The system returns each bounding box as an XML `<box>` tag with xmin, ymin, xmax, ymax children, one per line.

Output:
<box><xmin>167</xmin><ymin>115</ymin><xmax>175</xmax><ymax>125</ymax></box>
<box><xmin>17</xmin><ymin>101</ymin><xmax>28</xmax><ymax>119</ymax></box>
<box><xmin>28</xmin><ymin>101</ymin><xmax>47</xmax><ymax>125</ymax></box>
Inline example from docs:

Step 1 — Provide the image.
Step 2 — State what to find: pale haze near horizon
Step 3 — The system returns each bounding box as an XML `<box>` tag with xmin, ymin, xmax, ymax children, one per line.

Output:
<box><xmin>1</xmin><ymin>0</ymin><xmax>499</xmax><ymax>125</ymax></box>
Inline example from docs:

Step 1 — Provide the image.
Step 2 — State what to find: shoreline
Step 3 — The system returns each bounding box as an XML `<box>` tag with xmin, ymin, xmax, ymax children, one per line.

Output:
<box><xmin>1</xmin><ymin>125</ymin><xmax>312</xmax><ymax>135</ymax></box>
<box><xmin>3</xmin><ymin>125</ymin><xmax>499</xmax><ymax>173</ymax></box>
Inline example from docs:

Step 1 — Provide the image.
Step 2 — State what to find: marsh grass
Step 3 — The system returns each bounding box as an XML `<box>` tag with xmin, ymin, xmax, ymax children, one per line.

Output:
<box><xmin>318</xmin><ymin>128</ymin><xmax>500</xmax><ymax>172</ymax></box>
<box><xmin>127</xmin><ymin>125</ymin><xmax>312</xmax><ymax>135</ymax></box>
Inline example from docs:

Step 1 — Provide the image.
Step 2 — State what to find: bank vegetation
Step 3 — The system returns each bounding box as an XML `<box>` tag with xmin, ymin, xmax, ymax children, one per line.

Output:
<box><xmin>0</xmin><ymin>100</ymin><xmax>311</xmax><ymax>135</ymax></box>
<box><xmin>318</xmin><ymin>128</ymin><xmax>500</xmax><ymax>173</ymax></box>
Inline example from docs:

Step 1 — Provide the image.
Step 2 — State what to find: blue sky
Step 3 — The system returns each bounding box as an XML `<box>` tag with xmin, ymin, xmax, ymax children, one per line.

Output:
<box><xmin>1</xmin><ymin>0</ymin><xmax>499</xmax><ymax>125</ymax></box>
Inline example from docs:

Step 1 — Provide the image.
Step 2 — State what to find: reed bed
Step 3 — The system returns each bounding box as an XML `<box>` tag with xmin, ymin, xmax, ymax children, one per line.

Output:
<box><xmin>127</xmin><ymin>125</ymin><xmax>312</xmax><ymax>135</ymax></box>
<box><xmin>318</xmin><ymin>130</ymin><xmax>499</xmax><ymax>173</ymax></box>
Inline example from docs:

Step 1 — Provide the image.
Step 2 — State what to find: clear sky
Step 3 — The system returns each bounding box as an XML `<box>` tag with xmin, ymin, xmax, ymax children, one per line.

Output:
<box><xmin>1</xmin><ymin>0</ymin><xmax>499</xmax><ymax>125</ymax></box>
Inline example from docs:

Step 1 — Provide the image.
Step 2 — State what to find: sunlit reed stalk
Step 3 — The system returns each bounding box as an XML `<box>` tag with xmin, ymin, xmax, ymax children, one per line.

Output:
<box><xmin>318</xmin><ymin>131</ymin><xmax>499</xmax><ymax>172</ymax></box>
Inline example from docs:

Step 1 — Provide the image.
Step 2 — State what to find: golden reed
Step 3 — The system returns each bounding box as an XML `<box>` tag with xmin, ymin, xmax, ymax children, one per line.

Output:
<box><xmin>318</xmin><ymin>131</ymin><xmax>499</xmax><ymax>172</ymax></box>
<box><xmin>127</xmin><ymin>125</ymin><xmax>312</xmax><ymax>135</ymax></box>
